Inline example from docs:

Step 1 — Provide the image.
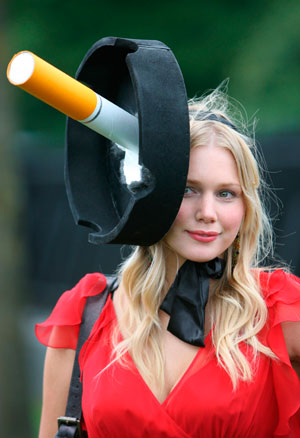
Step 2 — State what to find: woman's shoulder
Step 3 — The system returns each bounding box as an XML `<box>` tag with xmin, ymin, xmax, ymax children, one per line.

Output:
<box><xmin>258</xmin><ymin>268</ymin><xmax>300</xmax><ymax>307</ymax></box>
<box><xmin>257</xmin><ymin>268</ymin><xmax>300</xmax><ymax>360</ymax></box>
<box><xmin>35</xmin><ymin>272</ymin><xmax>108</xmax><ymax>349</ymax></box>
<box><xmin>67</xmin><ymin>272</ymin><xmax>108</xmax><ymax>298</ymax></box>
<box><xmin>46</xmin><ymin>272</ymin><xmax>108</xmax><ymax>322</ymax></box>
<box><xmin>257</xmin><ymin>269</ymin><xmax>300</xmax><ymax>435</ymax></box>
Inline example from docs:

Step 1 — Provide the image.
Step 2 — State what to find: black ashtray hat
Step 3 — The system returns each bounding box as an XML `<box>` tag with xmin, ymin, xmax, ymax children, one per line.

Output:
<box><xmin>66</xmin><ymin>37</ymin><xmax>190</xmax><ymax>246</ymax></box>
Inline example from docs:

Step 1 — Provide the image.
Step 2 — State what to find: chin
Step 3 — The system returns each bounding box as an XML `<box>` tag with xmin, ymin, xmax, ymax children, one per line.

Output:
<box><xmin>180</xmin><ymin>253</ymin><xmax>220</xmax><ymax>264</ymax></box>
<box><xmin>179</xmin><ymin>242</ymin><xmax>228</xmax><ymax>264</ymax></box>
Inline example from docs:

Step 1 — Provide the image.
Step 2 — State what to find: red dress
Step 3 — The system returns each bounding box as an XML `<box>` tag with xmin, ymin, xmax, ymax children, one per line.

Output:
<box><xmin>36</xmin><ymin>270</ymin><xmax>300</xmax><ymax>438</ymax></box>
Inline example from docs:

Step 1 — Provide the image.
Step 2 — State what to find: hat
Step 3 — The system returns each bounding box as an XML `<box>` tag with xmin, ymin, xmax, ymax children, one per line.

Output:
<box><xmin>66</xmin><ymin>37</ymin><xmax>190</xmax><ymax>245</ymax></box>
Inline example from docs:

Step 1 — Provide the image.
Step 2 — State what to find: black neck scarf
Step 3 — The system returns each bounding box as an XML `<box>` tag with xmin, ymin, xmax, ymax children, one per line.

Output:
<box><xmin>160</xmin><ymin>258</ymin><xmax>225</xmax><ymax>347</ymax></box>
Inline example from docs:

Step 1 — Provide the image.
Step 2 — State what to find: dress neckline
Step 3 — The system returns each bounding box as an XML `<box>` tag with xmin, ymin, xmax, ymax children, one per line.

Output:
<box><xmin>106</xmin><ymin>290</ymin><xmax>215</xmax><ymax>405</ymax></box>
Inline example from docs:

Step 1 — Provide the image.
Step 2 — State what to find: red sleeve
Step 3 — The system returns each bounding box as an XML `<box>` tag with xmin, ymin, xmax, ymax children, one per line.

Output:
<box><xmin>35</xmin><ymin>273</ymin><xmax>107</xmax><ymax>349</ymax></box>
<box><xmin>260</xmin><ymin>269</ymin><xmax>300</xmax><ymax>436</ymax></box>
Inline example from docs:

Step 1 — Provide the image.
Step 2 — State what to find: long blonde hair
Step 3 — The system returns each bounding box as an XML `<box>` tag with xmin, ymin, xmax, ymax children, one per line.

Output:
<box><xmin>113</xmin><ymin>85</ymin><xmax>276</xmax><ymax>391</ymax></box>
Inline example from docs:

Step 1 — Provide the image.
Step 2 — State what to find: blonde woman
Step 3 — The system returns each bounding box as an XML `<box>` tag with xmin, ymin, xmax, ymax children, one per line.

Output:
<box><xmin>36</xmin><ymin>89</ymin><xmax>300</xmax><ymax>438</ymax></box>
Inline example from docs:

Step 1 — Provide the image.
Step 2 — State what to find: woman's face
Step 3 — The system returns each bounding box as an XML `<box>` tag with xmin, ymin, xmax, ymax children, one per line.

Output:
<box><xmin>165</xmin><ymin>140</ymin><xmax>245</xmax><ymax>266</ymax></box>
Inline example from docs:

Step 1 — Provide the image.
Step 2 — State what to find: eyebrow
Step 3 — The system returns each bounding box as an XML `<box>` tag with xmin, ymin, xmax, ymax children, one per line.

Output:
<box><xmin>187</xmin><ymin>179</ymin><xmax>241</xmax><ymax>188</ymax></box>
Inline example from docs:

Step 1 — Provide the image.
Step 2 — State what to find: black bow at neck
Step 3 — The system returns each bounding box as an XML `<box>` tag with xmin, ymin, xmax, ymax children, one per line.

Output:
<box><xmin>160</xmin><ymin>258</ymin><xmax>225</xmax><ymax>347</ymax></box>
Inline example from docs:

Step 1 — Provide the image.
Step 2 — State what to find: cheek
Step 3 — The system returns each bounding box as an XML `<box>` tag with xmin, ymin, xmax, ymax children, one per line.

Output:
<box><xmin>165</xmin><ymin>202</ymin><xmax>190</xmax><ymax>245</ymax></box>
<box><xmin>172</xmin><ymin>202</ymin><xmax>190</xmax><ymax>227</ymax></box>
<box><xmin>223</xmin><ymin>203</ymin><xmax>245</xmax><ymax>231</ymax></box>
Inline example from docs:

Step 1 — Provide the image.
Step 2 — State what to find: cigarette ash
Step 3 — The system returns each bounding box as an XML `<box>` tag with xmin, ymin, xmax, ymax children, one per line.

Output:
<box><xmin>126</xmin><ymin>166</ymin><xmax>153</xmax><ymax>193</ymax></box>
<box><xmin>111</xmin><ymin>143</ymin><xmax>154</xmax><ymax>193</ymax></box>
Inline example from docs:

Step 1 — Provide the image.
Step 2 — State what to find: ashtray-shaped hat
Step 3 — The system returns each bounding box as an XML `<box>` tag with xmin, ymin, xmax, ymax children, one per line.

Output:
<box><xmin>66</xmin><ymin>37</ymin><xmax>190</xmax><ymax>245</ymax></box>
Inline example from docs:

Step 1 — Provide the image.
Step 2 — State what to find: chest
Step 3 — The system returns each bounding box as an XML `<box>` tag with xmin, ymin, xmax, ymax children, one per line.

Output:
<box><xmin>113</xmin><ymin>287</ymin><xmax>214</xmax><ymax>403</ymax></box>
<box><xmin>156</xmin><ymin>309</ymin><xmax>212</xmax><ymax>403</ymax></box>
<box><xmin>81</xmin><ymin>331</ymin><xmax>277</xmax><ymax>438</ymax></box>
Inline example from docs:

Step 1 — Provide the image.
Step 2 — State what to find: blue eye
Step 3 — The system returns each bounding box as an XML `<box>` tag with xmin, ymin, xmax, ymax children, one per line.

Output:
<box><xmin>218</xmin><ymin>190</ymin><xmax>235</xmax><ymax>199</ymax></box>
<box><xmin>184</xmin><ymin>186</ymin><xmax>198</xmax><ymax>197</ymax></box>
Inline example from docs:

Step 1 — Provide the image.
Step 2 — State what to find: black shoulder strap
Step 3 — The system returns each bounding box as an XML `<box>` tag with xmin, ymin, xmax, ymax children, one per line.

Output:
<box><xmin>55</xmin><ymin>275</ymin><xmax>118</xmax><ymax>438</ymax></box>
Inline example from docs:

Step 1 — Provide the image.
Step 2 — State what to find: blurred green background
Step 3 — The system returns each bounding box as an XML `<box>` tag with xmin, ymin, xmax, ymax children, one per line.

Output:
<box><xmin>6</xmin><ymin>0</ymin><xmax>300</xmax><ymax>137</ymax></box>
<box><xmin>1</xmin><ymin>0</ymin><xmax>300</xmax><ymax>436</ymax></box>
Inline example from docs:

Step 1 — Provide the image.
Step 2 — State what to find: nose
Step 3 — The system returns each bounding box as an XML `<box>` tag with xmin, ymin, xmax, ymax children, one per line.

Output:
<box><xmin>195</xmin><ymin>193</ymin><xmax>217</xmax><ymax>223</ymax></box>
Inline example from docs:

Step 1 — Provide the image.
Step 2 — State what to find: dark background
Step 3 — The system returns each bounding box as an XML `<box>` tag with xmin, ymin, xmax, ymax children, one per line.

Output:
<box><xmin>1</xmin><ymin>1</ymin><xmax>299</xmax><ymax>436</ymax></box>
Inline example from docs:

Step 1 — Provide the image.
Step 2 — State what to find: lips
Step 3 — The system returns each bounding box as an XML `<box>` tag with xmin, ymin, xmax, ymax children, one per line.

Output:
<box><xmin>190</xmin><ymin>230</ymin><xmax>219</xmax><ymax>236</ymax></box>
<box><xmin>187</xmin><ymin>230</ymin><xmax>219</xmax><ymax>243</ymax></box>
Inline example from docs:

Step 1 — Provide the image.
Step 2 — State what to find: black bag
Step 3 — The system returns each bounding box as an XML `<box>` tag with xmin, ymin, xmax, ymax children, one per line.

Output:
<box><xmin>55</xmin><ymin>276</ymin><xmax>118</xmax><ymax>438</ymax></box>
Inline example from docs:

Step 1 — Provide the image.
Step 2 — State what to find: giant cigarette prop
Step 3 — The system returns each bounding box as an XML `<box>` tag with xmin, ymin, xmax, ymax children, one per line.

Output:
<box><xmin>7</xmin><ymin>51</ymin><xmax>139</xmax><ymax>155</ymax></box>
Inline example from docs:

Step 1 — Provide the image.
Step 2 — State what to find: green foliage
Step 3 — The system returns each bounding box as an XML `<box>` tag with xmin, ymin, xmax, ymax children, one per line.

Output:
<box><xmin>6</xmin><ymin>0</ymin><xmax>300</xmax><ymax>141</ymax></box>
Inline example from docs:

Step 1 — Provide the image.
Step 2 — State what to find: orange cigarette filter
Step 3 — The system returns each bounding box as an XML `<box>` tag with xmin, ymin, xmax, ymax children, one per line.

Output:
<box><xmin>7</xmin><ymin>51</ymin><xmax>97</xmax><ymax>121</ymax></box>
